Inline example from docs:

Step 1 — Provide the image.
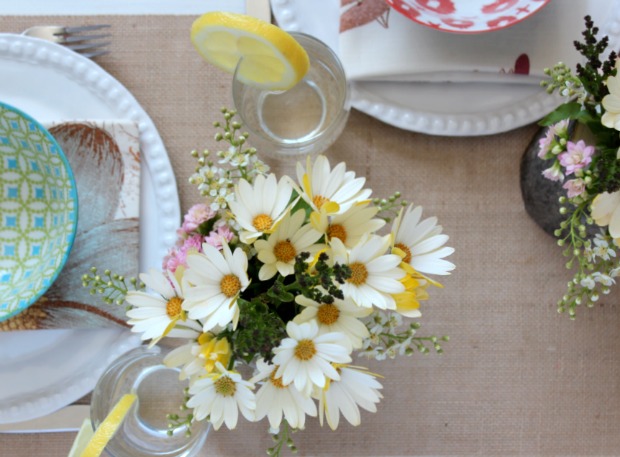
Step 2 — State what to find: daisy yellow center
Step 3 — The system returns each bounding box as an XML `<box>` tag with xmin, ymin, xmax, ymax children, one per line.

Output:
<box><xmin>166</xmin><ymin>297</ymin><xmax>183</xmax><ymax>318</ymax></box>
<box><xmin>220</xmin><ymin>274</ymin><xmax>241</xmax><ymax>298</ymax></box>
<box><xmin>214</xmin><ymin>375</ymin><xmax>236</xmax><ymax>397</ymax></box>
<box><xmin>294</xmin><ymin>339</ymin><xmax>317</xmax><ymax>361</ymax></box>
<box><xmin>348</xmin><ymin>262</ymin><xmax>368</xmax><ymax>285</ymax></box>
<box><xmin>313</xmin><ymin>194</ymin><xmax>329</xmax><ymax>210</ymax></box>
<box><xmin>317</xmin><ymin>303</ymin><xmax>340</xmax><ymax>325</ymax></box>
<box><xmin>327</xmin><ymin>224</ymin><xmax>347</xmax><ymax>243</ymax></box>
<box><xmin>269</xmin><ymin>367</ymin><xmax>286</xmax><ymax>389</ymax></box>
<box><xmin>395</xmin><ymin>242</ymin><xmax>412</xmax><ymax>264</ymax></box>
<box><xmin>274</xmin><ymin>240</ymin><xmax>296</xmax><ymax>262</ymax></box>
<box><xmin>252</xmin><ymin>213</ymin><xmax>273</xmax><ymax>232</ymax></box>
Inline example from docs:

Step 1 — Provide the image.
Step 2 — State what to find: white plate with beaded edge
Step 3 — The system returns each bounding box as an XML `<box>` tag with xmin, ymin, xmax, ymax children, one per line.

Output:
<box><xmin>0</xmin><ymin>34</ymin><xmax>182</xmax><ymax>424</ymax></box>
<box><xmin>271</xmin><ymin>0</ymin><xmax>620</xmax><ymax>136</ymax></box>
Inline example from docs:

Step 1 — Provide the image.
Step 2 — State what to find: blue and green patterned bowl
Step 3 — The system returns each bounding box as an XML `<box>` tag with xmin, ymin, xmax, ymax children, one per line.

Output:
<box><xmin>0</xmin><ymin>102</ymin><xmax>78</xmax><ymax>322</ymax></box>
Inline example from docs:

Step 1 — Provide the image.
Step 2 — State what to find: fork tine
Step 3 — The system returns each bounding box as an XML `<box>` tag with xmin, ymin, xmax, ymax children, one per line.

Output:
<box><xmin>61</xmin><ymin>24</ymin><xmax>111</xmax><ymax>34</ymax></box>
<box><xmin>80</xmin><ymin>49</ymin><xmax>110</xmax><ymax>59</ymax></box>
<box><xmin>65</xmin><ymin>41</ymin><xmax>111</xmax><ymax>52</ymax></box>
<box><xmin>60</xmin><ymin>34</ymin><xmax>111</xmax><ymax>43</ymax></box>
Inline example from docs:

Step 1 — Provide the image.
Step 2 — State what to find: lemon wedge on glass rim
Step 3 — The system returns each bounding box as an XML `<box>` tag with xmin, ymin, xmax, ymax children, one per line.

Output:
<box><xmin>67</xmin><ymin>393</ymin><xmax>137</xmax><ymax>457</ymax></box>
<box><xmin>190</xmin><ymin>12</ymin><xmax>310</xmax><ymax>91</ymax></box>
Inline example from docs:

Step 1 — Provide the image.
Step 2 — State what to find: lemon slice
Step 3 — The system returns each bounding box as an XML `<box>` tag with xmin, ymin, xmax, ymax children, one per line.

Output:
<box><xmin>76</xmin><ymin>393</ymin><xmax>138</xmax><ymax>457</ymax></box>
<box><xmin>67</xmin><ymin>419</ymin><xmax>95</xmax><ymax>457</ymax></box>
<box><xmin>190</xmin><ymin>12</ymin><xmax>310</xmax><ymax>90</ymax></box>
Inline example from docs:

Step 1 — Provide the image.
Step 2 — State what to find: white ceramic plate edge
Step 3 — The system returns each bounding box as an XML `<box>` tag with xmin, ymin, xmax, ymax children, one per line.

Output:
<box><xmin>0</xmin><ymin>34</ymin><xmax>181</xmax><ymax>424</ymax></box>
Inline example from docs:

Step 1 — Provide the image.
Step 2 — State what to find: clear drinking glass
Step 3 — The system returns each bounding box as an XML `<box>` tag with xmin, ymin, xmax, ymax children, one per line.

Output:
<box><xmin>232</xmin><ymin>32</ymin><xmax>350</xmax><ymax>158</ymax></box>
<box><xmin>90</xmin><ymin>345</ymin><xmax>210</xmax><ymax>457</ymax></box>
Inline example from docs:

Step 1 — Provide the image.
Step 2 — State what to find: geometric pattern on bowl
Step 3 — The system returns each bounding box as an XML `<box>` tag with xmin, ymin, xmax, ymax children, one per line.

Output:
<box><xmin>0</xmin><ymin>102</ymin><xmax>78</xmax><ymax>322</ymax></box>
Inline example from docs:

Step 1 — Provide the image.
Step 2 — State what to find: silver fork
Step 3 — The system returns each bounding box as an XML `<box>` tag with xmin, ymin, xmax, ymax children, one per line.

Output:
<box><xmin>22</xmin><ymin>24</ymin><xmax>111</xmax><ymax>59</ymax></box>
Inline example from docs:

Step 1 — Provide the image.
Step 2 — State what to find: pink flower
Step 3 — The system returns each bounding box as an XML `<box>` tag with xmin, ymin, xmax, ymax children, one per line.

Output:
<box><xmin>181</xmin><ymin>203</ymin><xmax>216</xmax><ymax>233</ymax></box>
<box><xmin>204</xmin><ymin>224</ymin><xmax>235</xmax><ymax>250</ymax></box>
<box><xmin>563</xmin><ymin>178</ymin><xmax>586</xmax><ymax>198</ymax></box>
<box><xmin>163</xmin><ymin>248</ymin><xmax>182</xmax><ymax>273</ymax></box>
<box><xmin>542</xmin><ymin>162</ymin><xmax>564</xmax><ymax>182</ymax></box>
<box><xmin>538</xmin><ymin>120</ymin><xmax>569</xmax><ymax>158</ymax></box>
<box><xmin>162</xmin><ymin>234</ymin><xmax>205</xmax><ymax>272</ymax></box>
<box><xmin>558</xmin><ymin>140</ymin><xmax>594</xmax><ymax>175</ymax></box>
<box><xmin>537</xmin><ymin>130</ymin><xmax>555</xmax><ymax>158</ymax></box>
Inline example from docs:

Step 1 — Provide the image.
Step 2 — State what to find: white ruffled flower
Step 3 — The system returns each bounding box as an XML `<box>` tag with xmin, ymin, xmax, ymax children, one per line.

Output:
<box><xmin>591</xmin><ymin>191</ymin><xmax>620</xmax><ymax>241</ymax></box>
<box><xmin>602</xmin><ymin>68</ymin><xmax>620</xmax><ymax>130</ymax></box>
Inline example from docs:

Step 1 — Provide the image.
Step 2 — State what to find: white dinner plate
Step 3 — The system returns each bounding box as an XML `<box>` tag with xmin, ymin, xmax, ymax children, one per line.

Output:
<box><xmin>0</xmin><ymin>34</ymin><xmax>181</xmax><ymax>424</ymax></box>
<box><xmin>271</xmin><ymin>0</ymin><xmax>620</xmax><ymax>136</ymax></box>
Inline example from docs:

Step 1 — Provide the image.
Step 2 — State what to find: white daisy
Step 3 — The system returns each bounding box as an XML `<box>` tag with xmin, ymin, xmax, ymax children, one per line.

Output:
<box><xmin>187</xmin><ymin>362</ymin><xmax>255</xmax><ymax>430</ymax></box>
<box><xmin>293</xmin><ymin>294</ymin><xmax>371</xmax><ymax>350</ymax></box>
<box><xmin>227</xmin><ymin>173</ymin><xmax>294</xmax><ymax>244</ymax></box>
<box><xmin>317</xmin><ymin>365</ymin><xmax>383</xmax><ymax>430</ymax></box>
<box><xmin>294</xmin><ymin>155</ymin><xmax>372</xmax><ymax>216</ymax></box>
<box><xmin>313</xmin><ymin>202</ymin><xmax>385</xmax><ymax>248</ymax></box>
<box><xmin>250</xmin><ymin>358</ymin><xmax>317</xmax><ymax>430</ymax></box>
<box><xmin>391</xmin><ymin>204</ymin><xmax>455</xmax><ymax>278</ymax></box>
<box><xmin>272</xmin><ymin>320</ymin><xmax>351</xmax><ymax>397</ymax></box>
<box><xmin>164</xmin><ymin>332</ymin><xmax>232</xmax><ymax>380</ymax></box>
<box><xmin>182</xmin><ymin>242</ymin><xmax>250</xmax><ymax>332</ymax></box>
<box><xmin>125</xmin><ymin>269</ymin><xmax>202</xmax><ymax>342</ymax></box>
<box><xmin>254</xmin><ymin>209</ymin><xmax>324</xmax><ymax>281</ymax></box>
<box><xmin>330</xmin><ymin>235</ymin><xmax>405</xmax><ymax>310</ymax></box>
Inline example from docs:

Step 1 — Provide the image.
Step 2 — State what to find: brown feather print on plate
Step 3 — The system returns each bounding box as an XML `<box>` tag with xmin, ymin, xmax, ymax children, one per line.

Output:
<box><xmin>341</xmin><ymin>0</ymin><xmax>391</xmax><ymax>33</ymax></box>
<box><xmin>1</xmin><ymin>121</ymin><xmax>141</xmax><ymax>330</ymax></box>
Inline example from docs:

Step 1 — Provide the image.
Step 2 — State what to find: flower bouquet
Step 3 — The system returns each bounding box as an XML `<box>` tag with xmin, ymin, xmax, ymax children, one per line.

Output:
<box><xmin>536</xmin><ymin>16</ymin><xmax>620</xmax><ymax>318</ymax></box>
<box><xmin>84</xmin><ymin>109</ymin><xmax>454</xmax><ymax>455</ymax></box>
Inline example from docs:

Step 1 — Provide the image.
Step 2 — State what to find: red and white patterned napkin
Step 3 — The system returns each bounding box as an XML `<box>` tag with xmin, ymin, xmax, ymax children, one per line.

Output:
<box><xmin>339</xmin><ymin>0</ymin><xmax>603</xmax><ymax>84</ymax></box>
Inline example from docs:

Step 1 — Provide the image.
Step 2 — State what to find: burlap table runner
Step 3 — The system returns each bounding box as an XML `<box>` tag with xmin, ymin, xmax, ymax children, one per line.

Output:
<box><xmin>2</xmin><ymin>14</ymin><xmax>620</xmax><ymax>457</ymax></box>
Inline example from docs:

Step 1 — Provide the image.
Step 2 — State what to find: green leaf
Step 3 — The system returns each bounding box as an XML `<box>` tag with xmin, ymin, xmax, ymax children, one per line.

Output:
<box><xmin>539</xmin><ymin>102</ymin><xmax>583</xmax><ymax>126</ymax></box>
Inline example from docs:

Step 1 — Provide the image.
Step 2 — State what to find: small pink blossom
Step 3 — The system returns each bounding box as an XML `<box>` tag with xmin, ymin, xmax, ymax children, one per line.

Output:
<box><xmin>538</xmin><ymin>130</ymin><xmax>555</xmax><ymax>158</ymax></box>
<box><xmin>162</xmin><ymin>234</ymin><xmax>205</xmax><ymax>272</ymax></box>
<box><xmin>542</xmin><ymin>162</ymin><xmax>564</xmax><ymax>182</ymax></box>
<box><xmin>563</xmin><ymin>178</ymin><xmax>586</xmax><ymax>198</ymax></box>
<box><xmin>538</xmin><ymin>120</ymin><xmax>569</xmax><ymax>158</ymax></box>
<box><xmin>204</xmin><ymin>224</ymin><xmax>235</xmax><ymax>250</ymax></box>
<box><xmin>181</xmin><ymin>203</ymin><xmax>216</xmax><ymax>233</ymax></box>
<box><xmin>558</xmin><ymin>140</ymin><xmax>594</xmax><ymax>175</ymax></box>
<box><xmin>163</xmin><ymin>249</ymin><xmax>182</xmax><ymax>273</ymax></box>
